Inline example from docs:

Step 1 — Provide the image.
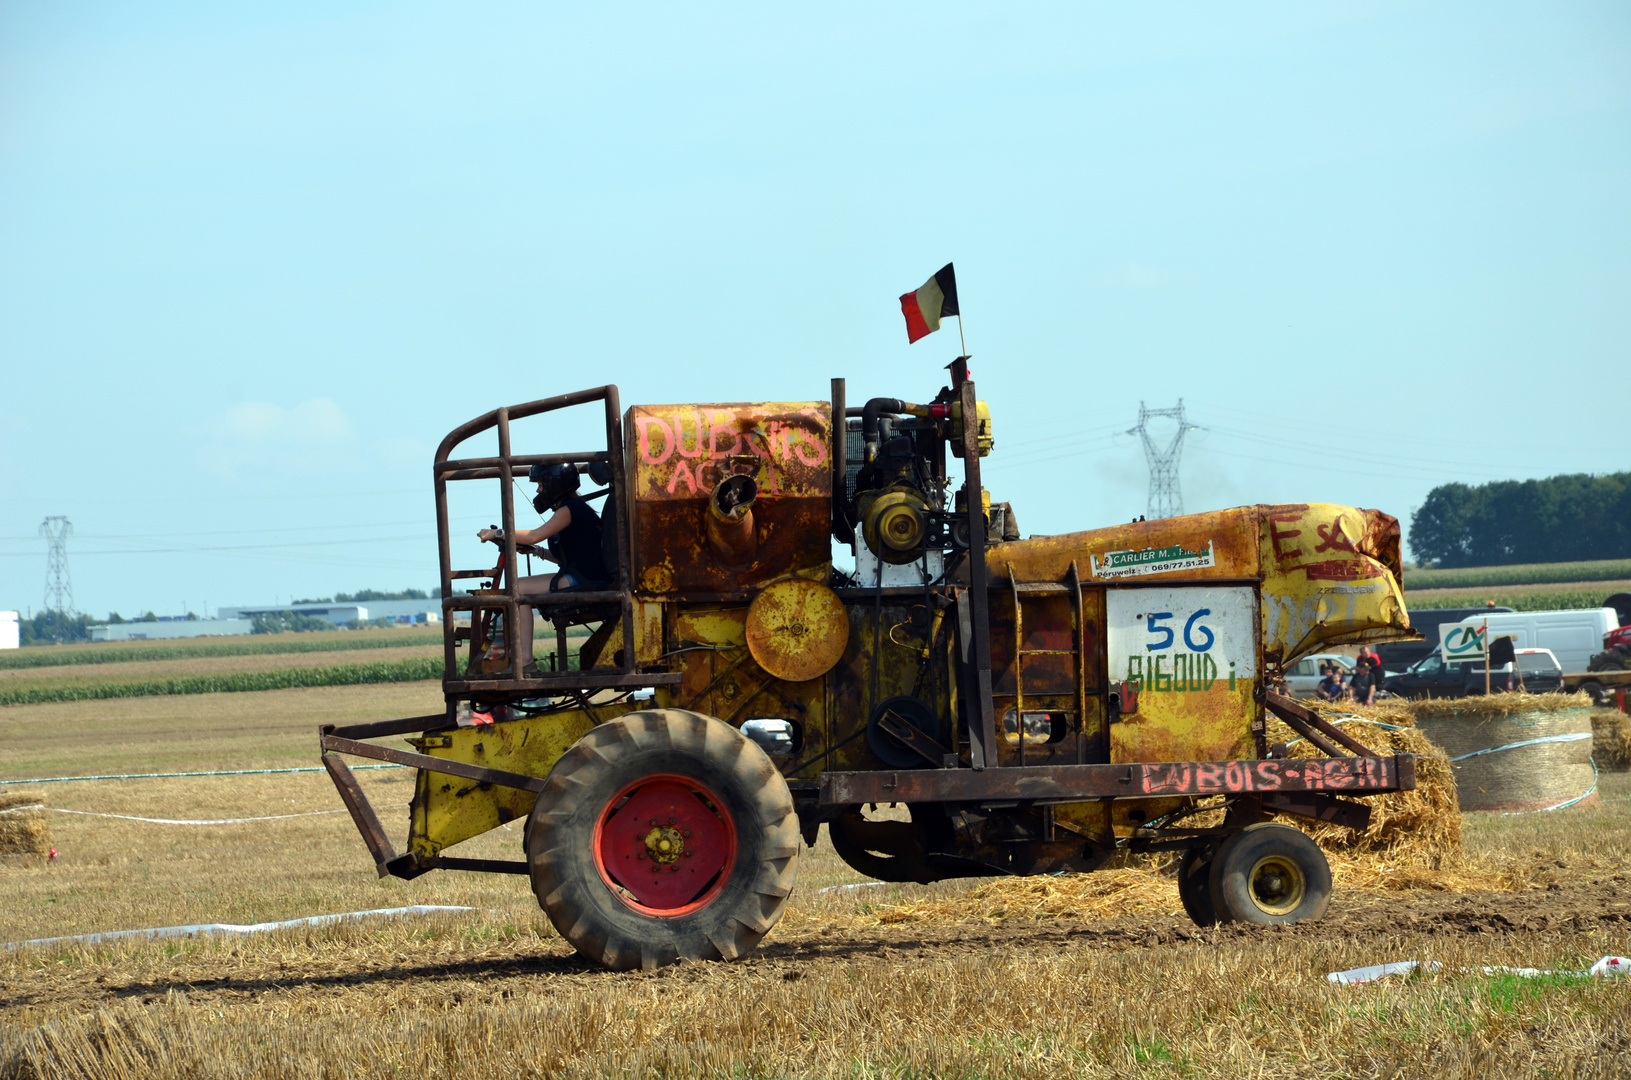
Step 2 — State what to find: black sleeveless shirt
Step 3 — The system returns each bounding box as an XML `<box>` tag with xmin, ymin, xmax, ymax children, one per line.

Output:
<box><xmin>547</xmin><ymin>498</ymin><xmax>609</xmax><ymax>586</ymax></box>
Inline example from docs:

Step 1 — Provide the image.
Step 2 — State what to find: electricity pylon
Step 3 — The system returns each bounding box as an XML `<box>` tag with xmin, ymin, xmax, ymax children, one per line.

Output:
<box><xmin>40</xmin><ymin>516</ymin><xmax>75</xmax><ymax>621</ymax></box>
<box><xmin>1127</xmin><ymin>402</ymin><xmax>1201</xmax><ymax>519</ymax></box>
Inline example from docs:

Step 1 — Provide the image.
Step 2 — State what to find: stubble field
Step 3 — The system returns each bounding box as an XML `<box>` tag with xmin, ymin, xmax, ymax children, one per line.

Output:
<box><xmin>1</xmin><ymin>668</ymin><xmax>1629</xmax><ymax>1077</ymax></box>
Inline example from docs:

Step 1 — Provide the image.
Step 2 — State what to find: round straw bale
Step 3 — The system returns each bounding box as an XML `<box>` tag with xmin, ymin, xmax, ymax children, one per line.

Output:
<box><xmin>0</xmin><ymin>791</ymin><xmax>52</xmax><ymax>858</ymax></box>
<box><xmin>1591</xmin><ymin>710</ymin><xmax>1631</xmax><ymax>772</ymax></box>
<box><xmin>1413</xmin><ymin>693</ymin><xmax>1596</xmax><ymax>812</ymax></box>
<box><xmin>1266</xmin><ymin>709</ymin><xmax>1461</xmax><ymax>869</ymax></box>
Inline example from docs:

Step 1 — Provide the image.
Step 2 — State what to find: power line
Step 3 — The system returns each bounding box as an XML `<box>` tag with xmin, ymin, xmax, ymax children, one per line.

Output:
<box><xmin>1128</xmin><ymin>402</ymin><xmax>1201</xmax><ymax>519</ymax></box>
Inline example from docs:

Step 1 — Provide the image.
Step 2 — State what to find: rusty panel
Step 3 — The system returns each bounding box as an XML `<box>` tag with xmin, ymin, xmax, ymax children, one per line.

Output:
<box><xmin>662</xmin><ymin>604</ymin><xmax>830</xmax><ymax>756</ymax></box>
<box><xmin>988</xmin><ymin>588</ymin><xmax>1105</xmax><ymax>768</ymax></box>
<box><xmin>632</xmin><ymin>600</ymin><xmax>665</xmax><ymax>665</ymax></box>
<box><xmin>671</xmin><ymin>606</ymin><xmax>748</xmax><ymax>718</ymax></box>
<box><xmin>1258</xmin><ymin>503</ymin><xmax>1412</xmax><ymax>665</ymax></box>
<box><xmin>1010</xmin><ymin>653</ymin><xmax>1076</xmax><ymax>695</ymax></box>
<box><xmin>1052</xmin><ymin>800</ymin><xmax>1112</xmax><ymax>844</ymax></box>
<box><xmin>978</xmin><ymin>507</ymin><xmax>1263</xmax><ymax>587</ymax></box>
<box><xmin>990</xmin><ymin>593</ymin><xmax>1092</xmax><ymax>695</ymax></box>
<box><xmin>407</xmin><ymin>707</ymin><xmax>603</xmax><ymax>857</ymax></box>
<box><xmin>1022</xmin><ymin>596</ymin><xmax>1076</xmax><ymax>652</ymax></box>
<box><xmin>626</xmin><ymin>403</ymin><xmax>832</xmax><ymax>594</ymax></box>
<box><xmin>821</xmin><ymin>600</ymin><xmax>937</xmax><ymax>775</ymax></box>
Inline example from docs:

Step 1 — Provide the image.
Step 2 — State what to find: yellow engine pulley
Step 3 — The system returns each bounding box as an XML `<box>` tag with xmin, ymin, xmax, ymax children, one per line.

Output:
<box><xmin>861</xmin><ymin>488</ymin><xmax>932</xmax><ymax>565</ymax></box>
<box><xmin>745</xmin><ymin>577</ymin><xmax>850</xmax><ymax>683</ymax></box>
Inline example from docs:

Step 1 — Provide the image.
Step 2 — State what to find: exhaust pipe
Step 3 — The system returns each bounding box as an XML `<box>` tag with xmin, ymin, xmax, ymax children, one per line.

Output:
<box><xmin>706</xmin><ymin>474</ymin><xmax>758</xmax><ymax>565</ymax></box>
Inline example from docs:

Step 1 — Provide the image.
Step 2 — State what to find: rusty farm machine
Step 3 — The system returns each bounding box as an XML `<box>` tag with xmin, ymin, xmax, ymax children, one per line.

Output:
<box><xmin>320</xmin><ymin>365</ymin><xmax>1418</xmax><ymax>970</ymax></box>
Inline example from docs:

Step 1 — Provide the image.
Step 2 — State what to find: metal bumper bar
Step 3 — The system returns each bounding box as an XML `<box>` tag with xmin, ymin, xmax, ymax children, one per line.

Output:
<box><xmin>819</xmin><ymin>753</ymin><xmax>1415</xmax><ymax>806</ymax></box>
<box><xmin>320</xmin><ymin>720</ymin><xmax>550</xmax><ymax>880</ymax></box>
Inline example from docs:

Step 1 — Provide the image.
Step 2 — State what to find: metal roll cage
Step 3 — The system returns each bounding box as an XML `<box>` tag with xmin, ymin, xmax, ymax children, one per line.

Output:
<box><xmin>432</xmin><ymin>384</ymin><xmax>680</xmax><ymax>704</ymax></box>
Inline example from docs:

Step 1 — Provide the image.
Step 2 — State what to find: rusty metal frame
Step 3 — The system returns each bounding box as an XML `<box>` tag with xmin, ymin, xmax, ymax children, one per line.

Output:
<box><xmin>320</xmin><ymin>729</ymin><xmax>548</xmax><ymax>792</ymax></box>
<box><xmin>1009</xmin><ymin>562</ymin><xmax>1025</xmax><ymax>767</ymax></box>
<box><xmin>1068</xmin><ymin>560</ymin><xmax>1089</xmax><ymax>765</ymax></box>
<box><xmin>432</xmin><ymin>385</ymin><xmax>669</xmax><ymax>697</ymax></box>
<box><xmin>952</xmin><ymin>360</ymin><xmax>998</xmax><ymax>770</ymax></box>
<box><xmin>830</xmin><ymin>377</ymin><xmax>852</xmax><ymax>543</ymax></box>
<box><xmin>323</xmin><ymin>753</ymin><xmax>397</xmax><ymax>877</ymax></box>
<box><xmin>1263</xmin><ymin>691</ymin><xmax>1375</xmax><ymax>757</ymax></box>
<box><xmin>320</xmin><ymin>744</ymin><xmax>537</xmax><ymax>882</ymax></box>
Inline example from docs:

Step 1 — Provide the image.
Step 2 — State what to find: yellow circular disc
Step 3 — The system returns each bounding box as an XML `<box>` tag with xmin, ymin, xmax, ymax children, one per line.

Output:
<box><xmin>745</xmin><ymin>577</ymin><xmax>850</xmax><ymax>683</ymax></box>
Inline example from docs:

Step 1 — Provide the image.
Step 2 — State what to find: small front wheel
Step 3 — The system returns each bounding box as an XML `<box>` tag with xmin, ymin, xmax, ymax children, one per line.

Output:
<box><xmin>1208</xmin><ymin>823</ymin><xmax>1331</xmax><ymax>925</ymax></box>
<box><xmin>525</xmin><ymin>709</ymin><xmax>800</xmax><ymax>970</ymax></box>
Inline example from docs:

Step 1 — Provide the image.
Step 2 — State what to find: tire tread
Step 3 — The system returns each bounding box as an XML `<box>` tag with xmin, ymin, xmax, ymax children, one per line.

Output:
<box><xmin>526</xmin><ymin>708</ymin><xmax>799</xmax><ymax>970</ymax></box>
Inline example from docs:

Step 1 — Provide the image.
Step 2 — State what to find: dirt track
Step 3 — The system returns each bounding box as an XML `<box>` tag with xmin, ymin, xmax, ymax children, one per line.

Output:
<box><xmin>7</xmin><ymin>877</ymin><xmax>1626</xmax><ymax>1014</ymax></box>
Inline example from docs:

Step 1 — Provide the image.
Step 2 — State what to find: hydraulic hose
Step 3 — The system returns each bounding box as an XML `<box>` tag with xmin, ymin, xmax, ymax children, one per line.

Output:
<box><xmin>860</xmin><ymin>398</ymin><xmax>938</xmax><ymax>462</ymax></box>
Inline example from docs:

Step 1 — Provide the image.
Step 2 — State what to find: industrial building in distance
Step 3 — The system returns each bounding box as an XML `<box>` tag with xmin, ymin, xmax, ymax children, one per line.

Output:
<box><xmin>217</xmin><ymin>599</ymin><xmax>442</xmax><ymax>625</ymax></box>
<box><xmin>86</xmin><ymin>598</ymin><xmax>442</xmax><ymax>641</ymax></box>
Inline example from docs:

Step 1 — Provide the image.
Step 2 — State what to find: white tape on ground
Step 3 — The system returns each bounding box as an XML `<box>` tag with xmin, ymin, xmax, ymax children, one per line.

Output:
<box><xmin>43</xmin><ymin>808</ymin><xmax>349</xmax><ymax>825</ymax></box>
<box><xmin>0</xmin><ymin>764</ymin><xmax>405</xmax><ymax>785</ymax></box>
<box><xmin>3</xmin><ymin>905</ymin><xmax>476</xmax><ymax>952</ymax></box>
<box><xmin>813</xmin><ymin>881</ymin><xmax>890</xmax><ymax>896</ymax></box>
<box><xmin>1328</xmin><ymin>956</ymin><xmax>1630</xmax><ymax>985</ymax></box>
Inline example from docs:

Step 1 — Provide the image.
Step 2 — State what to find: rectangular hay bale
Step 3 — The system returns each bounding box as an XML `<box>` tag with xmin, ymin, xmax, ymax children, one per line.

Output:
<box><xmin>0</xmin><ymin>791</ymin><xmax>52</xmax><ymax>857</ymax></box>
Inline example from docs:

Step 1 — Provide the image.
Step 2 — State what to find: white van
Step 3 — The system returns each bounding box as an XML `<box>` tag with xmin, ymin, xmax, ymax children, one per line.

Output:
<box><xmin>1446</xmin><ymin>608</ymin><xmax>1617</xmax><ymax>675</ymax></box>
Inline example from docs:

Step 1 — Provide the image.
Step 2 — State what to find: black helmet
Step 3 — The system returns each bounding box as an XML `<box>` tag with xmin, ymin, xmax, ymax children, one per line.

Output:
<box><xmin>528</xmin><ymin>463</ymin><xmax>580</xmax><ymax>512</ymax></box>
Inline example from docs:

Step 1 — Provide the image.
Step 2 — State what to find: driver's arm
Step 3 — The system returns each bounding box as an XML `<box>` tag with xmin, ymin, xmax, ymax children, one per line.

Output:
<box><xmin>478</xmin><ymin>506</ymin><xmax>572</xmax><ymax>548</ymax></box>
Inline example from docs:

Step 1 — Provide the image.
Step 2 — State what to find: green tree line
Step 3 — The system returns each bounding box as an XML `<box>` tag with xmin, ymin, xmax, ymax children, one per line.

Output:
<box><xmin>1410</xmin><ymin>472</ymin><xmax>1631</xmax><ymax>568</ymax></box>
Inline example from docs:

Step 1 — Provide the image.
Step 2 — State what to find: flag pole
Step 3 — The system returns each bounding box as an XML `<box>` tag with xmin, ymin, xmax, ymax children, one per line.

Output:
<box><xmin>1483</xmin><ymin>618</ymin><xmax>1490</xmax><ymax>696</ymax></box>
<box><xmin>956</xmin><ymin>314</ymin><xmax>967</xmax><ymax>358</ymax></box>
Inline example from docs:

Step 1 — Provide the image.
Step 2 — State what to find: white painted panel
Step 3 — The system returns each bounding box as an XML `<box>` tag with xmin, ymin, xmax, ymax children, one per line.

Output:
<box><xmin>1106</xmin><ymin>586</ymin><xmax>1257</xmax><ymax>687</ymax></box>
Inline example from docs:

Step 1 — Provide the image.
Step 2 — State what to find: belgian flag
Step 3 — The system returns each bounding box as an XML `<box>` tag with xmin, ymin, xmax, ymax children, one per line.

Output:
<box><xmin>898</xmin><ymin>263</ymin><xmax>959</xmax><ymax>344</ymax></box>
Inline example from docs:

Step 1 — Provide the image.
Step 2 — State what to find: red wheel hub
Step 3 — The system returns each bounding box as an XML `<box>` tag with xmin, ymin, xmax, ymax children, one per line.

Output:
<box><xmin>592</xmin><ymin>774</ymin><xmax>737</xmax><ymax>917</ymax></box>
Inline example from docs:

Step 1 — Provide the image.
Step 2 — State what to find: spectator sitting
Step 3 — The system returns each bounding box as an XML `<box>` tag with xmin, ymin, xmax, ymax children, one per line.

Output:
<box><xmin>1315</xmin><ymin>666</ymin><xmax>1348</xmax><ymax>702</ymax></box>
<box><xmin>1350</xmin><ymin>656</ymin><xmax>1378</xmax><ymax>706</ymax></box>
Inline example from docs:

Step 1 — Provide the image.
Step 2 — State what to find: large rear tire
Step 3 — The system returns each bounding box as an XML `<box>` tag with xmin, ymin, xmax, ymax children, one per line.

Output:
<box><xmin>1207</xmin><ymin>823</ymin><xmax>1331</xmax><ymax>925</ymax></box>
<box><xmin>1588</xmin><ymin>649</ymin><xmax>1626</xmax><ymax>673</ymax></box>
<box><xmin>525</xmin><ymin>709</ymin><xmax>800</xmax><ymax>971</ymax></box>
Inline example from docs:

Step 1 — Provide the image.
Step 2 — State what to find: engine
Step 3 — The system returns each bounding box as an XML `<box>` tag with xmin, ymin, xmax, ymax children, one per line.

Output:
<box><xmin>843</xmin><ymin>393</ymin><xmax>995</xmax><ymax>577</ymax></box>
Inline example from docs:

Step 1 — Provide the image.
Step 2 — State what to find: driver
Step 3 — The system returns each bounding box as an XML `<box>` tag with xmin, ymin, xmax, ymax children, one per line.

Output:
<box><xmin>477</xmin><ymin>464</ymin><xmax>611</xmax><ymax>668</ymax></box>
<box><xmin>478</xmin><ymin>463</ymin><xmax>610</xmax><ymax>590</ymax></box>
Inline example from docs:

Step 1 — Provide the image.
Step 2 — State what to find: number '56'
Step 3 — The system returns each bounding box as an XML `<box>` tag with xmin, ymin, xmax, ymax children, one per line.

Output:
<box><xmin>1145</xmin><ymin>609</ymin><xmax>1214</xmax><ymax>652</ymax></box>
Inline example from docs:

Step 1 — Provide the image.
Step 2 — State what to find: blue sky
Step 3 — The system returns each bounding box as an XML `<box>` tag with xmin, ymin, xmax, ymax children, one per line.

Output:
<box><xmin>2</xmin><ymin>2</ymin><xmax>1627</xmax><ymax>618</ymax></box>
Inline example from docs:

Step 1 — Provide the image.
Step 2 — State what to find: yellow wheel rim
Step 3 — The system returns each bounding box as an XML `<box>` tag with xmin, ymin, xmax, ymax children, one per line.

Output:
<box><xmin>744</xmin><ymin>577</ymin><xmax>850</xmax><ymax>683</ymax></box>
<box><xmin>1246</xmin><ymin>854</ymin><xmax>1306</xmax><ymax>916</ymax></box>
